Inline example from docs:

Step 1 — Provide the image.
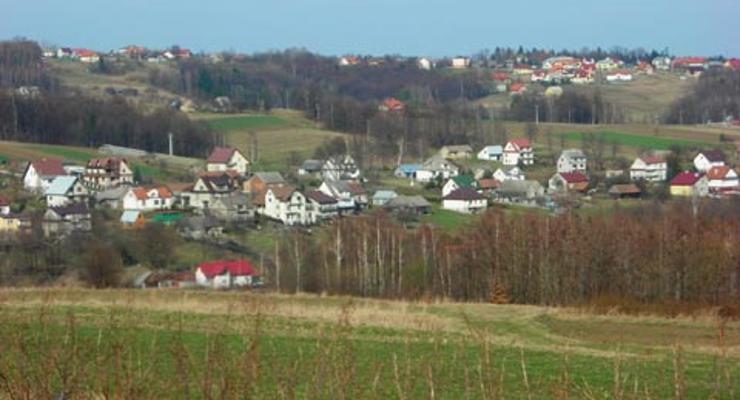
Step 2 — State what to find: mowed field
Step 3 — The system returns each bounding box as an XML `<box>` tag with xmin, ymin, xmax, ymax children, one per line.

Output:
<box><xmin>0</xmin><ymin>289</ymin><xmax>737</xmax><ymax>399</ymax></box>
<box><xmin>193</xmin><ymin>110</ymin><xmax>346</xmax><ymax>170</ymax></box>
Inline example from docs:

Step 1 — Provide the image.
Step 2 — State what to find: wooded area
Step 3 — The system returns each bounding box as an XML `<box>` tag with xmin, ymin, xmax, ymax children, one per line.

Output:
<box><xmin>270</xmin><ymin>201</ymin><xmax>739</xmax><ymax>306</ymax></box>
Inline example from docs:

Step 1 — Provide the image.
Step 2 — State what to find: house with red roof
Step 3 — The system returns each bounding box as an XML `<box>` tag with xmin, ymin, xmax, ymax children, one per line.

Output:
<box><xmin>23</xmin><ymin>159</ymin><xmax>68</xmax><ymax>192</ymax></box>
<box><xmin>195</xmin><ymin>259</ymin><xmax>258</xmax><ymax>289</ymax></box>
<box><xmin>84</xmin><ymin>157</ymin><xmax>133</xmax><ymax>190</ymax></box>
<box><xmin>693</xmin><ymin>150</ymin><xmax>726</xmax><ymax>172</ymax></box>
<box><xmin>630</xmin><ymin>156</ymin><xmax>667</xmax><ymax>181</ymax></box>
<box><xmin>548</xmin><ymin>172</ymin><xmax>589</xmax><ymax>193</ymax></box>
<box><xmin>123</xmin><ymin>186</ymin><xmax>174</xmax><ymax>211</ymax></box>
<box><xmin>206</xmin><ymin>146</ymin><xmax>250</xmax><ymax>176</ymax></box>
<box><xmin>706</xmin><ymin>166</ymin><xmax>739</xmax><ymax>193</ymax></box>
<box><xmin>378</xmin><ymin>97</ymin><xmax>405</xmax><ymax>113</ymax></box>
<box><xmin>508</xmin><ymin>82</ymin><xmax>527</xmax><ymax>95</ymax></box>
<box><xmin>0</xmin><ymin>196</ymin><xmax>10</xmax><ymax>215</ymax></box>
<box><xmin>72</xmin><ymin>48</ymin><xmax>100</xmax><ymax>63</ymax></box>
<box><xmin>503</xmin><ymin>138</ymin><xmax>534</xmax><ymax>166</ymax></box>
<box><xmin>670</xmin><ymin>172</ymin><xmax>709</xmax><ymax>197</ymax></box>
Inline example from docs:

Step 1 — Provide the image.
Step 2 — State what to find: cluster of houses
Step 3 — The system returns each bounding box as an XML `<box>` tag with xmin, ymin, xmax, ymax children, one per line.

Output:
<box><xmin>44</xmin><ymin>45</ymin><xmax>193</xmax><ymax>64</ymax></box>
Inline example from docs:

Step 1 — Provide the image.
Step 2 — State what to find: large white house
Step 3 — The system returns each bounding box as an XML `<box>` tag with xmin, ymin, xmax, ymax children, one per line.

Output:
<box><xmin>557</xmin><ymin>149</ymin><xmax>587</xmax><ymax>173</ymax></box>
<box><xmin>45</xmin><ymin>176</ymin><xmax>89</xmax><ymax>207</ymax></box>
<box><xmin>23</xmin><ymin>159</ymin><xmax>68</xmax><ymax>192</ymax></box>
<box><xmin>693</xmin><ymin>150</ymin><xmax>726</xmax><ymax>172</ymax></box>
<box><xmin>441</xmin><ymin>176</ymin><xmax>478</xmax><ymax>197</ymax></box>
<box><xmin>416</xmin><ymin>155</ymin><xmax>460</xmax><ymax>182</ymax></box>
<box><xmin>181</xmin><ymin>172</ymin><xmax>241</xmax><ymax>210</ymax></box>
<box><xmin>477</xmin><ymin>145</ymin><xmax>503</xmax><ymax>161</ymax></box>
<box><xmin>442</xmin><ymin>188</ymin><xmax>487</xmax><ymax>214</ymax></box>
<box><xmin>502</xmin><ymin>139</ymin><xmax>533</xmax><ymax>166</ymax></box>
<box><xmin>195</xmin><ymin>260</ymin><xmax>257</xmax><ymax>289</ymax></box>
<box><xmin>83</xmin><ymin>158</ymin><xmax>133</xmax><ymax>190</ymax></box>
<box><xmin>305</xmin><ymin>190</ymin><xmax>339</xmax><ymax>223</ymax></box>
<box><xmin>629</xmin><ymin>156</ymin><xmax>667</xmax><ymax>182</ymax></box>
<box><xmin>122</xmin><ymin>186</ymin><xmax>174</xmax><ymax>211</ymax></box>
<box><xmin>493</xmin><ymin>166</ymin><xmax>524</xmax><ymax>182</ymax></box>
<box><xmin>258</xmin><ymin>186</ymin><xmax>310</xmax><ymax>225</ymax></box>
<box><xmin>319</xmin><ymin>180</ymin><xmax>367</xmax><ymax>213</ymax></box>
<box><xmin>206</xmin><ymin>147</ymin><xmax>250</xmax><ymax>176</ymax></box>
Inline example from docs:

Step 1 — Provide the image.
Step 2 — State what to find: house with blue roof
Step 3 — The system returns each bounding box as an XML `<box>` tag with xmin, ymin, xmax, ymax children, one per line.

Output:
<box><xmin>394</xmin><ymin>164</ymin><xmax>421</xmax><ymax>179</ymax></box>
<box><xmin>120</xmin><ymin>210</ymin><xmax>145</xmax><ymax>229</ymax></box>
<box><xmin>477</xmin><ymin>145</ymin><xmax>503</xmax><ymax>161</ymax></box>
<box><xmin>45</xmin><ymin>176</ymin><xmax>89</xmax><ymax>207</ymax></box>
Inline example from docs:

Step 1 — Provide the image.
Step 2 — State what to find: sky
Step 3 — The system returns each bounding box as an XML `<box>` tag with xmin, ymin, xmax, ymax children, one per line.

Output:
<box><xmin>1</xmin><ymin>0</ymin><xmax>738</xmax><ymax>57</ymax></box>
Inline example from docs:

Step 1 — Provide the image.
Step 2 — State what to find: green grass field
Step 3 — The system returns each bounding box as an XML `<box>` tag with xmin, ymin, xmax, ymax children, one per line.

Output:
<box><xmin>563</xmin><ymin>130</ymin><xmax>713</xmax><ymax>151</ymax></box>
<box><xmin>421</xmin><ymin>206</ymin><xmax>475</xmax><ymax>231</ymax></box>
<box><xmin>0</xmin><ymin>289</ymin><xmax>736</xmax><ymax>399</ymax></box>
<box><xmin>205</xmin><ymin>114</ymin><xmax>293</xmax><ymax>131</ymax></box>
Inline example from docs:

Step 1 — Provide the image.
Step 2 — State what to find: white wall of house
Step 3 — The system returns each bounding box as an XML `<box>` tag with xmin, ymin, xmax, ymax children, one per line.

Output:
<box><xmin>557</xmin><ymin>155</ymin><xmax>587</xmax><ymax>173</ymax></box>
<box><xmin>122</xmin><ymin>189</ymin><xmax>173</xmax><ymax>211</ymax></box>
<box><xmin>442</xmin><ymin>198</ymin><xmax>487</xmax><ymax>214</ymax></box>
<box><xmin>263</xmin><ymin>190</ymin><xmax>309</xmax><ymax>225</ymax></box>
<box><xmin>709</xmin><ymin>170</ymin><xmax>739</xmax><ymax>191</ymax></box>
<box><xmin>630</xmin><ymin>159</ymin><xmax>667</xmax><ymax>181</ymax></box>
<box><xmin>207</xmin><ymin>151</ymin><xmax>250</xmax><ymax>175</ymax></box>
<box><xmin>441</xmin><ymin>179</ymin><xmax>461</xmax><ymax>197</ymax></box>
<box><xmin>23</xmin><ymin>166</ymin><xmax>58</xmax><ymax>192</ymax></box>
<box><xmin>693</xmin><ymin>154</ymin><xmax>725</xmax><ymax>172</ymax></box>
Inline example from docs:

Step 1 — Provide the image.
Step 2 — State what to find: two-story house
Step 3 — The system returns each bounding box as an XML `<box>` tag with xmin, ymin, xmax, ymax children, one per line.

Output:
<box><xmin>83</xmin><ymin>158</ymin><xmax>134</xmax><ymax>190</ymax></box>
<box><xmin>503</xmin><ymin>139</ymin><xmax>534</xmax><ymax>166</ymax></box>
<box><xmin>23</xmin><ymin>159</ymin><xmax>68</xmax><ymax>192</ymax></box>
<box><xmin>630</xmin><ymin>156</ymin><xmax>667</xmax><ymax>182</ymax></box>
<box><xmin>123</xmin><ymin>186</ymin><xmax>174</xmax><ymax>211</ymax></box>
<box><xmin>45</xmin><ymin>176</ymin><xmax>90</xmax><ymax>207</ymax></box>
<box><xmin>557</xmin><ymin>149</ymin><xmax>587</xmax><ymax>173</ymax></box>
<box><xmin>206</xmin><ymin>147</ymin><xmax>250</xmax><ymax>176</ymax></box>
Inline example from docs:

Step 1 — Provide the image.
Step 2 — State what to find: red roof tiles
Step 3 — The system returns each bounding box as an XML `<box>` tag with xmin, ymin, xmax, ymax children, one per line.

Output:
<box><xmin>671</xmin><ymin>172</ymin><xmax>704</xmax><ymax>186</ymax></box>
<box><xmin>196</xmin><ymin>260</ymin><xmax>257</xmax><ymax>278</ymax></box>
<box><xmin>207</xmin><ymin>147</ymin><xmax>236</xmax><ymax>163</ymax></box>
<box><xmin>29</xmin><ymin>159</ymin><xmax>66</xmax><ymax>177</ymax></box>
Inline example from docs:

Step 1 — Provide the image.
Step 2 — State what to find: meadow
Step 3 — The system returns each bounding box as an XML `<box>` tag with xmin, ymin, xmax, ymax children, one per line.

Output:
<box><xmin>562</xmin><ymin>130</ymin><xmax>715</xmax><ymax>151</ymax></box>
<box><xmin>0</xmin><ymin>289</ymin><xmax>736</xmax><ymax>399</ymax></box>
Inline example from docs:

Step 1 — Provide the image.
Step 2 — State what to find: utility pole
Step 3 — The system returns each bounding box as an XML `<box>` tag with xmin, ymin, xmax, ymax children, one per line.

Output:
<box><xmin>168</xmin><ymin>132</ymin><xmax>174</xmax><ymax>156</ymax></box>
<box><xmin>535</xmin><ymin>104</ymin><xmax>540</xmax><ymax>125</ymax></box>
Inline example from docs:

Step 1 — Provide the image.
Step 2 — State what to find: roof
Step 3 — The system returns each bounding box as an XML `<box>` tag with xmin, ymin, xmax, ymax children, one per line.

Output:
<box><xmin>451</xmin><ymin>175</ymin><xmax>476</xmax><ymax>188</ymax></box>
<box><xmin>324</xmin><ymin>180</ymin><xmax>365</xmax><ymax>196</ymax></box>
<box><xmin>707</xmin><ymin>165</ymin><xmax>732</xmax><ymax>180</ymax></box>
<box><xmin>196</xmin><ymin>260</ymin><xmax>257</xmax><ymax>278</ymax></box>
<box><xmin>87</xmin><ymin>157</ymin><xmax>126</xmax><ymax>170</ymax></box>
<box><xmin>252</xmin><ymin>172</ymin><xmax>285</xmax><ymax>185</ymax></box>
<box><xmin>638</xmin><ymin>155</ymin><xmax>665</xmax><ymax>165</ymax></box>
<box><xmin>269</xmin><ymin>185</ymin><xmax>298</xmax><ymax>201</ymax></box>
<box><xmin>207</xmin><ymin>147</ymin><xmax>237</xmax><ymax>163</ymax></box>
<box><xmin>443</xmin><ymin>188</ymin><xmax>485</xmax><ymax>201</ymax></box>
<box><xmin>381</xmin><ymin>97</ymin><xmax>405</xmax><ymax>111</ymax></box>
<box><xmin>609</xmin><ymin>184</ymin><xmax>641</xmax><ymax>195</ymax></box>
<box><xmin>396</xmin><ymin>164</ymin><xmax>421</xmax><ymax>173</ymax></box>
<box><xmin>560</xmin><ymin>149</ymin><xmax>586</xmax><ymax>159</ymax></box>
<box><xmin>558</xmin><ymin>172</ymin><xmax>589</xmax><ymax>184</ymax></box>
<box><xmin>478</xmin><ymin>179</ymin><xmax>499</xmax><ymax>190</ymax></box>
<box><xmin>507</xmin><ymin>138</ymin><xmax>531</xmax><ymax>151</ymax></box>
<box><xmin>421</xmin><ymin>154</ymin><xmax>460</xmax><ymax>171</ymax></box>
<box><xmin>497</xmin><ymin>180</ymin><xmax>544</xmax><ymax>196</ymax></box>
<box><xmin>150</xmin><ymin>212</ymin><xmax>183</xmax><ymax>223</ymax></box>
<box><xmin>480</xmin><ymin>145</ymin><xmax>503</xmax><ymax>154</ymax></box>
<box><xmin>94</xmin><ymin>186</ymin><xmax>129</xmax><ymax>202</ymax></box>
<box><xmin>120</xmin><ymin>210</ymin><xmax>142</xmax><ymax>224</ymax></box>
<box><xmin>305</xmin><ymin>190</ymin><xmax>338</xmax><ymax>205</ymax></box>
<box><xmin>132</xmin><ymin>186</ymin><xmax>173</xmax><ymax>200</ymax></box>
<box><xmin>671</xmin><ymin>172</ymin><xmax>704</xmax><ymax>186</ymax></box>
<box><xmin>385</xmin><ymin>195</ymin><xmax>431</xmax><ymax>209</ymax></box>
<box><xmin>45</xmin><ymin>176</ymin><xmax>79</xmax><ymax>196</ymax></box>
<box><xmin>300</xmin><ymin>159</ymin><xmax>324</xmax><ymax>171</ymax></box>
<box><xmin>698</xmin><ymin>150</ymin><xmax>726</xmax><ymax>162</ymax></box>
<box><xmin>0</xmin><ymin>196</ymin><xmax>9</xmax><ymax>207</ymax></box>
<box><xmin>373</xmin><ymin>190</ymin><xmax>398</xmax><ymax>200</ymax></box>
<box><xmin>509</xmin><ymin>83</ymin><xmax>527</xmax><ymax>93</ymax></box>
<box><xmin>49</xmin><ymin>202</ymin><xmax>89</xmax><ymax>217</ymax></box>
<box><xmin>29</xmin><ymin>159</ymin><xmax>66</xmax><ymax>177</ymax></box>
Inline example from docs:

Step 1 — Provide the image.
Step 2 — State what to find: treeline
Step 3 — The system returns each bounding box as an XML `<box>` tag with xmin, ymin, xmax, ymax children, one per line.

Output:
<box><xmin>0</xmin><ymin>91</ymin><xmax>215</xmax><ymax>157</ymax></box>
<box><xmin>478</xmin><ymin>46</ymin><xmax>670</xmax><ymax>66</ymax></box>
<box><xmin>0</xmin><ymin>39</ymin><xmax>56</xmax><ymax>90</ymax></box>
<box><xmin>270</xmin><ymin>201</ymin><xmax>739</xmax><ymax>306</ymax></box>
<box><xmin>666</xmin><ymin>69</ymin><xmax>740</xmax><ymax>124</ymax></box>
<box><xmin>507</xmin><ymin>90</ymin><xmax>626</xmax><ymax>124</ymax></box>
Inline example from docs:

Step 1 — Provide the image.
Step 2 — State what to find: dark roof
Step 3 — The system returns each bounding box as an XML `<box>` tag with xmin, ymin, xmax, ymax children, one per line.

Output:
<box><xmin>300</xmin><ymin>159</ymin><xmax>324</xmax><ymax>171</ymax></box>
<box><xmin>443</xmin><ymin>188</ymin><xmax>485</xmax><ymax>201</ymax></box>
<box><xmin>207</xmin><ymin>147</ymin><xmax>236</xmax><ymax>163</ymax></box>
<box><xmin>700</xmin><ymin>149</ymin><xmax>726</xmax><ymax>162</ymax></box>
<box><xmin>305</xmin><ymin>190</ymin><xmax>338</xmax><ymax>205</ymax></box>
<box><xmin>252</xmin><ymin>172</ymin><xmax>285</xmax><ymax>185</ymax></box>
<box><xmin>385</xmin><ymin>195</ymin><xmax>431</xmax><ymax>209</ymax></box>
<box><xmin>49</xmin><ymin>202</ymin><xmax>89</xmax><ymax>217</ymax></box>
<box><xmin>609</xmin><ymin>184</ymin><xmax>641</xmax><ymax>195</ymax></box>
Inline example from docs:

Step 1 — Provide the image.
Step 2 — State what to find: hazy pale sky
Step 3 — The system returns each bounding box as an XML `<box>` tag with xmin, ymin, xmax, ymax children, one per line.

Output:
<box><xmin>2</xmin><ymin>0</ymin><xmax>738</xmax><ymax>57</ymax></box>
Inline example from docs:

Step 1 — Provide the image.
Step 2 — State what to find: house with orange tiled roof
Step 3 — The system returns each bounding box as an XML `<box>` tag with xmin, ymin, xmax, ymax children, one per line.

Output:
<box><xmin>379</xmin><ymin>97</ymin><xmax>405</xmax><ymax>113</ymax></box>
<box><xmin>122</xmin><ymin>186</ymin><xmax>174</xmax><ymax>211</ymax></box>
<box><xmin>706</xmin><ymin>166</ymin><xmax>739</xmax><ymax>193</ymax></box>
<box><xmin>503</xmin><ymin>139</ymin><xmax>533</xmax><ymax>166</ymax></box>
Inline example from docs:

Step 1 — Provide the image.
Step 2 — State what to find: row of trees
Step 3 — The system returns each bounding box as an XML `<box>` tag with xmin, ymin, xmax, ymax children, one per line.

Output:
<box><xmin>0</xmin><ymin>39</ymin><xmax>56</xmax><ymax>90</ymax></box>
<box><xmin>268</xmin><ymin>201</ymin><xmax>739</xmax><ymax>306</ymax></box>
<box><xmin>0</xmin><ymin>91</ymin><xmax>216</xmax><ymax>157</ymax></box>
<box><xmin>666</xmin><ymin>69</ymin><xmax>740</xmax><ymax>124</ymax></box>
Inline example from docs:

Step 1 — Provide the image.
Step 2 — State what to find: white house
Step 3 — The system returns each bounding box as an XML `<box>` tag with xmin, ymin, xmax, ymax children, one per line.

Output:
<box><xmin>305</xmin><ymin>190</ymin><xmax>339</xmax><ymax>223</ymax></box>
<box><xmin>493</xmin><ymin>166</ymin><xmax>524</xmax><ymax>182</ymax></box>
<box><xmin>442</xmin><ymin>188</ymin><xmax>487</xmax><ymax>214</ymax></box>
<box><xmin>45</xmin><ymin>176</ymin><xmax>89</xmax><ymax>207</ymax></box>
<box><xmin>629</xmin><ymin>156</ymin><xmax>667</xmax><ymax>182</ymax></box>
<box><xmin>451</xmin><ymin>57</ymin><xmax>470</xmax><ymax>69</ymax></box>
<box><xmin>23</xmin><ymin>159</ymin><xmax>68</xmax><ymax>192</ymax></box>
<box><xmin>503</xmin><ymin>139</ymin><xmax>533</xmax><ymax>166</ymax></box>
<box><xmin>416</xmin><ymin>155</ymin><xmax>460</xmax><ymax>183</ymax></box>
<box><xmin>181</xmin><ymin>172</ymin><xmax>241</xmax><ymax>210</ymax></box>
<box><xmin>477</xmin><ymin>145</ymin><xmax>503</xmax><ymax>161</ymax></box>
<box><xmin>606</xmin><ymin>70</ymin><xmax>633</xmax><ymax>82</ymax></box>
<box><xmin>442</xmin><ymin>176</ymin><xmax>478</xmax><ymax>197</ymax></box>
<box><xmin>319</xmin><ymin>180</ymin><xmax>367</xmax><ymax>213</ymax></box>
<box><xmin>0</xmin><ymin>196</ymin><xmax>10</xmax><ymax>215</ymax></box>
<box><xmin>693</xmin><ymin>150</ymin><xmax>726</xmax><ymax>172</ymax></box>
<box><xmin>417</xmin><ymin>57</ymin><xmax>433</xmax><ymax>70</ymax></box>
<box><xmin>596</xmin><ymin>57</ymin><xmax>620</xmax><ymax>71</ymax></box>
<box><xmin>258</xmin><ymin>186</ymin><xmax>310</xmax><ymax>225</ymax></box>
<box><xmin>321</xmin><ymin>155</ymin><xmax>361</xmax><ymax>181</ymax></box>
<box><xmin>557</xmin><ymin>149</ymin><xmax>588</xmax><ymax>173</ymax></box>
<box><xmin>83</xmin><ymin>158</ymin><xmax>134</xmax><ymax>190</ymax></box>
<box><xmin>206</xmin><ymin>146</ymin><xmax>250</xmax><ymax>176</ymax></box>
<box><xmin>122</xmin><ymin>186</ymin><xmax>174</xmax><ymax>211</ymax></box>
<box><xmin>195</xmin><ymin>260</ymin><xmax>257</xmax><ymax>289</ymax></box>
<box><xmin>706</xmin><ymin>166</ymin><xmax>739</xmax><ymax>193</ymax></box>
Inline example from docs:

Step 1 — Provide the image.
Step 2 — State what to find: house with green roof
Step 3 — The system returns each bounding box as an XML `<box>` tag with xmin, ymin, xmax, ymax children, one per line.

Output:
<box><xmin>150</xmin><ymin>212</ymin><xmax>183</xmax><ymax>225</ymax></box>
<box><xmin>442</xmin><ymin>175</ymin><xmax>478</xmax><ymax>197</ymax></box>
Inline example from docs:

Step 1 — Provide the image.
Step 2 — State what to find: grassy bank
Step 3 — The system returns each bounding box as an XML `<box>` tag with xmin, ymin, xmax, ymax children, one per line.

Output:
<box><xmin>0</xmin><ymin>289</ymin><xmax>736</xmax><ymax>398</ymax></box>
